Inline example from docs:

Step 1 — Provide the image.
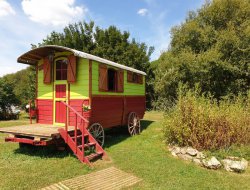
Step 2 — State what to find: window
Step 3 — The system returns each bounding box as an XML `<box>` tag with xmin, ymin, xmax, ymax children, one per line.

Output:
<box><xmin>127</xmin><ymin>71</ymin><xmax>143</xmax><ymax>84</ymax></box>
<box><xmin>108</xmin><ymin>68</ymin><xmax>116</xmax><ymax>91</ymax></box>
<box><xmin>56</xmin><ymin>59</ymin><xmax>68</xmax><ymax>80</ymax></box>
<box><xmin>99</xmin><ymin>64</ymin><xmax>124</xmax><ymax>92</ymax></box>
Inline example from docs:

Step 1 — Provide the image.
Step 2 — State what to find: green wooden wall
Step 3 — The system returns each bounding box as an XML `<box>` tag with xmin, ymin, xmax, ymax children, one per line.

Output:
<box><xmin>70</xmin><ymin>58</ymin><xmax>89</xmax><ymax>99</ymax></box>
<box><xmin>37</xmin><ymin>55</ymin><xmax>144</xmax><ymax>100</ymax></box>
<box><xmin>37</xmin><ymin>59</ymin><xmax>53</xmax><ymax>99</ymax></box>
<box><xmin>37</xmin><ymin>54</ymin><xmax>89</xmax><ymax>100</ymax></box>
<box><xmin>92</xmin><ymin>61</ymin><xmax>145</xmax><ymax>96</ymax></box>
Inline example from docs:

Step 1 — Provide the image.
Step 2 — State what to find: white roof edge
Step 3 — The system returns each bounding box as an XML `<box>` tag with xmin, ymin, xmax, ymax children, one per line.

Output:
<box><xmin>45</xmin><ymin>45</ymin><xmax>147</xmax><ymax>76</ymax></box>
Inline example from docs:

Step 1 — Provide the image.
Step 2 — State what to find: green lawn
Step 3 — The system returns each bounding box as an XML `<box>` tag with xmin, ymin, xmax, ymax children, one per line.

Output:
<box><xmin>0</xmin><ymin>112</ymin><xmax>249</xmax><ymax>189</ymax></box>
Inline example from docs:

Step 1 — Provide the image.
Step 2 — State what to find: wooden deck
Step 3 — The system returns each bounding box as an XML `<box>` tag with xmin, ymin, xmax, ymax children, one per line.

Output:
<box><xmin>0</xmin><ymin>124</ymin><xmax>72</xmax><ymax>138</ymax></box>
<box><xmin>41</xmin><ymin>167</ymin><xmax>142</xmax><ymax>190</ymax></box>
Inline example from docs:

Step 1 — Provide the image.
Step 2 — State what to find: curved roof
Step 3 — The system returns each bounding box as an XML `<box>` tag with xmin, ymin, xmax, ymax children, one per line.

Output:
<box><xmin>17</xmin><ymin>45</ymin><xmax>146</xmax><ymax>75</ymax></box>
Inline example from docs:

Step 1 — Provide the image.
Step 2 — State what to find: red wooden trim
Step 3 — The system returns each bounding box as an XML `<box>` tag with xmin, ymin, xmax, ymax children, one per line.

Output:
<box><xmin>5</xmin><ymin>137</ymin><xmax>52</xmax><ymax>146</ymax></box>
<box><xmin>36</xmin><ymin>65</ymin><xmax>38</xmax><ymax>123</ymax></box>
<box><xmin>68</xmin><ymin>83</ymin><xmax>70</xmax><ymax>103</ymax></box>
<box><xmin>36</xmin><ymin>65</ymin><xmax>38</xmax><ymax>99</ymax></box>
<box><xmin>67</xmin><ymin>55</ymin><xmax>77</xmax><ymax>83</ymax></box>
<box><xmin>68</xmin><ymin>83</ymin><xmax>70</xmax><ymax>128</ymax></box>
<box><xmin>89</xmin><ymin>59</ymin><xmax>92</xmax><ymax>107</ymax></box>
<box><xmin>92</xmin><ymin>95</ymin><xmax>145</xmax><ymax>98</ymax></box>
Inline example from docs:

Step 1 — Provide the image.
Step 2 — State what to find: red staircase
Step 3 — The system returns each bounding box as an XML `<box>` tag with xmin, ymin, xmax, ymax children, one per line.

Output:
<box><xmin>58</xmin><ymin>101</ymin><xmax>107</xmax><ymax>165</ymax></box>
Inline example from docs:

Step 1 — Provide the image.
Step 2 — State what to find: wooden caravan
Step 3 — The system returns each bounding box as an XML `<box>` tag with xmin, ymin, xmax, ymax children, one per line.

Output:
<box><xmin>0</xmin><ymin>45</ymin><xmax>146</xmax><ymax>164</ymax></box>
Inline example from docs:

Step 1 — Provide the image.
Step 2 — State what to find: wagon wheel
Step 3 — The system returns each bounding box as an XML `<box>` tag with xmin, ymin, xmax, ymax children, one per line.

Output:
<box><xmin>128</xmin><ymin>112</ymin><xmax>141</xmax><ymax>136</ymax></box>
<box><xmin>88</xmin><ymin>123</ymin><xmax>105</xmax><ymax>147</ymax></box>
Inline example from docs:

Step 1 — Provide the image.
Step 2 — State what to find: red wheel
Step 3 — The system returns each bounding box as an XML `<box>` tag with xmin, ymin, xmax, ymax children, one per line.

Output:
<box><xmin>128</xmin><ymin>112</ymin><xmax>141</xmax><ymax>136</ymax></box>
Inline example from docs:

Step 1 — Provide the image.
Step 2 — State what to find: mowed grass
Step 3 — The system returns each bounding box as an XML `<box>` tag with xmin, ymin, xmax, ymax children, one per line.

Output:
<box><xmin>0</xmin><ymin>112</ymin><xmax>249</xmax><ymax>189</ymax></box>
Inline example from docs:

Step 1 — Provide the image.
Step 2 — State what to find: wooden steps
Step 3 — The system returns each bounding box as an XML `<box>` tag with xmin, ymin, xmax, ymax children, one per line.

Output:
<box><xmin>58</xmin><ymin>101</ymin><xmax>107</xmax><ymax>165</ymax></box>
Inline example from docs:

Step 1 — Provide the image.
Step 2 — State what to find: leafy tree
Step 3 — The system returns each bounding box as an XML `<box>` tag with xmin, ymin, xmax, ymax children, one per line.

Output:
<box><xmin>37</xmin><ymin>21</ymin><xmax>154</xmax><ymax>108</ymax></box>
<box><xmin>154</xmin><ymin>0</ymin><xmax>250</xmax><ymax>107</ymax></box>
<box><xmin>0</xmin><ymin>78</ymin><xmax>19</xmax><ymax>119</ymax></box>
<box><xmin>3</xmin><ymin>66</ymin><xmax>36</xmax><ymax>108</ymax></box>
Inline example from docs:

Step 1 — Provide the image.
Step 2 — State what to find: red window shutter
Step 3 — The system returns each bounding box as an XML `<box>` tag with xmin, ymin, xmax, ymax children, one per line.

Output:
<box><xmin>127</xmin><ymin>71</ymin><xmax>133</xmax><ymax>82</ymax></box>
<box><xmin>99</xmin><ymin>64</ymin><xmax>108</xmax><ymax>91</ymax></box>
<box><xmin>138</xmin><ymin>74</ymin><xmax>143</xmax><ymax>84</ymax></box>
<box><xmin>43</xmin><ymin>58</ymin><xmax>51</xmax><ymax>84</ymax></box>
<box><xmin>117</xmin><ymin>70</ymin><xmax>124</xmax><ymax>92</ymax></box>
<box><xmin>67</xmin><ymin>55</ymin><xmax>77</xmax><ymax>83</ymax></box>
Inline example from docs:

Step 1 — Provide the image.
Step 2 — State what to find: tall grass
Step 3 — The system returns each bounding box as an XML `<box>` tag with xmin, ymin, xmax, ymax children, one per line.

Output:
<box><xmin>164</xmin><ymin>86</ymin><xmax>250</xmax><ymax>150</ymax></box>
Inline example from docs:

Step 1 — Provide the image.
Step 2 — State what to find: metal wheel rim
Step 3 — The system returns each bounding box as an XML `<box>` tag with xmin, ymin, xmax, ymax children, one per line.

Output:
<box><xmin>88</xmin><ymin>123</ymin><xmax>105</xmax><ymax>147</ymax></box>
<box><xmin>128</xmin><ymin>112</ymin><xmax>141</xmax><ymax>136</ymax></box>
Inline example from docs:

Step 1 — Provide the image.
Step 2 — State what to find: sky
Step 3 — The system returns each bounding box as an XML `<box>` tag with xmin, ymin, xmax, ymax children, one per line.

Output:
<box><xmin>0</xmin><ymin>0</ymin><xmax>205</xmax><ymax>77</ymax></box>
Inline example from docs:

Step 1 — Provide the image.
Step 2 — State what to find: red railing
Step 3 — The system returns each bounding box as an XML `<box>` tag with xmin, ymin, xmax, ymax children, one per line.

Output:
<box><xmin>59</xmin><ymin>101</ymin><xmax>107</xmax><ymax>164</ymax></box>
<box><xmin>61</xmin><ymin>101</ymin><xmax>89</xmax><ymax>157</ymax></box>
<box><xmin>29</xmin><ymin>100</ymin><xmax>37</xmax><ymax>124</ymax></box>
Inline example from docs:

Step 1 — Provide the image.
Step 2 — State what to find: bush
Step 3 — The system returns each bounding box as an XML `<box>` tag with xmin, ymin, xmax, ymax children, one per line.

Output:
<box><xmin>163</xmin><ymin>86</ymin><xmax>250</xmax><ymax>150</ymax></box>
<box><xmin>0</xmin><ymin>78</ymin><xmax>19</xmax><ymax>120</ymax></box>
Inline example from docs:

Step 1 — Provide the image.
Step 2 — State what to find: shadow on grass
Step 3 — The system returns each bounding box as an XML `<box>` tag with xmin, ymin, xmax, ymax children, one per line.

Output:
<box><xmin>13</xmin><ymin>120</ymin><xmax>154</xmax><ymax>159</ymax></box>
<box><xmin>14</xmin><ymin>144</ymin><xmax>74</xmax><ymax>159</ymax></box>
<box><xmin>104</xmin><ymin>120</ymin><xmax>154</xmax><ymax>148</ymax></box>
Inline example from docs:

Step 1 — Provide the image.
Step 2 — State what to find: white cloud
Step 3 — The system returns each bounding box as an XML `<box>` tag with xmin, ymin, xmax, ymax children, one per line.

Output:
<box><xmin>21</xmin><ymin>0</ymin><xmax>87</xmax><ymax>26</ymax></box>
<box><xmin>137</xmin><ymin>8</ymin><xmax>148</xmax><ymax>16</ymax></box>
<box><xmin>0</xmin><ymin>0</ymin><xmax>16</xmax><ymax>17</ymax></box>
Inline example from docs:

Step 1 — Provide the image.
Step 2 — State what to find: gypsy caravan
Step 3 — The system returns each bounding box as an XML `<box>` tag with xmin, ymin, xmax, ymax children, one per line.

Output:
<box><xmin>0</xmin><ymin>45</ymin><xmax>146</xmax><ymax>164</ymax></box>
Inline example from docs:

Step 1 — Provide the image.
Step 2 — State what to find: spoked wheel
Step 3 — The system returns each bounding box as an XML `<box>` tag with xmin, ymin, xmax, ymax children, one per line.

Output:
<box><xmin>88</xmin><ymin>123</ymin><xmax>105</xmax><ymax>147</ymax></box>
<box><xmin>128</xmin><ymin>112</ymin><xmax>141</xmax><ymax>136</ymax></box>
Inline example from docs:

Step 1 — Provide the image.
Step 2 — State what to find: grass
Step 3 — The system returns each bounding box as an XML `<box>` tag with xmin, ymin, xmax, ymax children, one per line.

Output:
<box><xmin>0</xmin><ymin>111</ymin><xmax>249</xmax><ymax>189</ymax></box>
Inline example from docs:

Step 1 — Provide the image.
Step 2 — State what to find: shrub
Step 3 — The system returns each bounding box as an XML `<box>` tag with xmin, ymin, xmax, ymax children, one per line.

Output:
<box><xmin>163</xmin><ymin>86</ymin><xmax>250</xmax><ymax>150</ymax></box>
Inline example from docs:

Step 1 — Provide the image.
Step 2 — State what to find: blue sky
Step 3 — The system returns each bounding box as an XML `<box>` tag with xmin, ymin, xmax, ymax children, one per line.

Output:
<box><xmin>0</xmin><ymin>0</ymin><xmax>204</xmax><ymax>76</ymax></box>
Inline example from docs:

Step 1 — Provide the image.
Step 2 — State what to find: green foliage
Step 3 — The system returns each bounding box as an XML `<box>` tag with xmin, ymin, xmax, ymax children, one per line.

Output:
<box><xmin>164</xmin><ymin>85</ymin><xmax>250</xmax><ymax>150</ymax></box>
<box><xmin>1</xmin><ymin>66</ymin><xmax>36</xmax><ymax>108</ymax></box>
<box><xmin>205</xmin><ymin>144</ymin><xmax>250</xmax><ymax>161</ymax></box>
<box><xmin>0</xmin><ymin>78</ymin><xmax>19</xmax><ymax>119</ymax></box>
<box><xmin>155</xmin><ymin>0</ymin><xmax>250</xmax><ymax>104</ymax></box>
<box><xmin>36</xmin><ymin>21</ymin><xmax>154</xmax><ymax>108</ymax></box>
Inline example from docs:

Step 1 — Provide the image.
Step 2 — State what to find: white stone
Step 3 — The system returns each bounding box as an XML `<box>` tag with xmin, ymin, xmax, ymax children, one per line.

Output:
<box><xmin>177</xmin><ymin>154</ymin><xmax>193</xmax><ymax>161</ymax></box>
<box><xmin>222</xmin><ymin>158</ymin><xmax>248</xmax><ymax>173</ymax></box>
<box><xmin>196</xmin><ymin>152</ymin><xmax>206</xmax><ymax>159</ymax></box>
<box><xmin>202</xmin><ymin>156</ymin><xmax>221</xmax><ymax>169</ymax></box>
<box><xmin>180</xmin><ymin>147</ymin><xmax>187</xmax><ymax>154</ymax></box>
<box><xmin>186</xmin><ymin>147</ymin><xmax>198</xmax><ymax>156</ymax></box>
<box><xmin>193</xmin><ymin>158</ymin><xmax>202</xmax><ymax>166</ymax></box>
<box><xmin>171</xmin><ymin>146</ymin><xmax>181</xmax><ymax>155</ymax></box>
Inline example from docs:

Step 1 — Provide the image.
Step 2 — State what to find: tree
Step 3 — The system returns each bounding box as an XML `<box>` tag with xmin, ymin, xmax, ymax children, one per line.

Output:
<box><xmin>0</xmin><ymin>78</ymin><xmax>19</xmax><ymax>119</ymax></box>
<box><xmin>154</xmin><ymin>0</ymin><xmax>250</xmax><ymax>107</ymax></box>
<box><xmin>38</xmin><ymin>21</ymin><xmax>155</xmax><ymax>107</ymax></box>
<box><xmin>2</xmin><ymin>66</ymin><xmax>36</xmax><ymax>108</ymax></box>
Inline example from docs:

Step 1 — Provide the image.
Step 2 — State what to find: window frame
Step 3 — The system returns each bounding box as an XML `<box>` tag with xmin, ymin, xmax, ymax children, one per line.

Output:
<box><xmin>127</xmin><ymin>71</ymin><xmax>143</xmax><ymax>85</ymax></box>
<box><xmin>98</xmin><ymin>64</ymin><xmax>124</xmax><ymax>93</ymax></box>
<box><xmin>107</xmin><ymin>68</ymin><xmax>118</xmax><ymax>92</ymax></box>
<box><xmin>55</xmin><ymin>58</ymin><xmax>68</xmax><ymax>81</ymax></box>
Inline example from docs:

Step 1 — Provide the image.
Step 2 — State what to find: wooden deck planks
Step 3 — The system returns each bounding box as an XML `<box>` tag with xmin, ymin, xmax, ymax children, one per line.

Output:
<box><xmin>41</xmin><ymin>167</ymin><xmax>142</xmax><ymax>190</ymax></box>
<box><xmin>0</xmin><ymin>124</ymin><xmax>65</xmax><ymax>138</ymax></box>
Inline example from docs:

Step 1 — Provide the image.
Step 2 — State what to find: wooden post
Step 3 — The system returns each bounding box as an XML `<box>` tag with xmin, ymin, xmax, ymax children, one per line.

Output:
<box><xmin>65</xmin><ymin>104</ymin><xmax>68</xmax><ymax>143</ymax></box>
<box><xmin>29</xmin><ymin>100</ymin><xmax>32</xmax><ymax>124</ymax></box>
<box><xmin>75</xmin><ymin>114</ymin><xmax>77</xmax><ymax>153</ymax></box>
